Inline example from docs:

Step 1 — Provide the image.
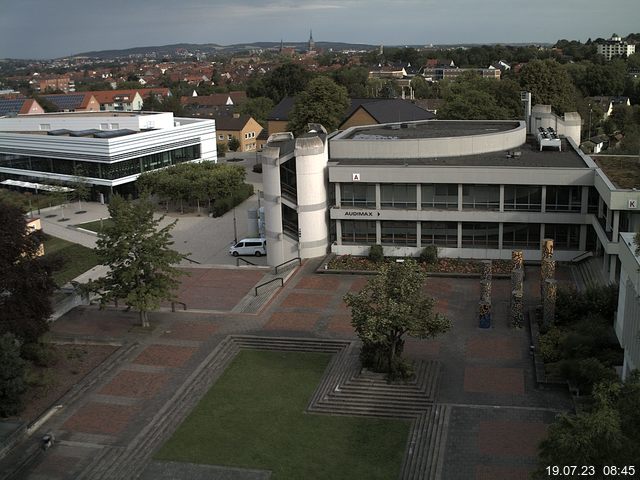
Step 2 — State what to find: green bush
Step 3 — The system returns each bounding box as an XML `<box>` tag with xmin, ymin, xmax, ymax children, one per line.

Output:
<box><xmin>0</xmin><ymin>333</ymin><xmax>26</xmax><ymax>417</ymax></box>
<box><xmin>21</xmin><ymin>342</ymin><xmax>58</xmax><ymax>367</ymax></box>
<box><xmin>539</xmin><ymin>326</ymin><xmax>568</xmax><ymax>363</ymax></box>
<box><xmin>555</xmin><ymin>284</ymin><xmax>618</xmax><ymax>326</ymax></box>
<box><xmin>419</xmin><ymin>245</ymin><xmax>438</xmax><ymax>264</ymax></box>
<box><xmin>211</xmin><ymin>183</ymin><xmax>254</xmax><ymax>217</ymax></box>
<box><xmin>559</xmin><ymin>357</ymin><xmax>617</xmax><ymax>395</ymax></box>
<box><xmin>368</xmin><ymin>244</ymin><xmax>384</xmax><ymax>263</ymax></box>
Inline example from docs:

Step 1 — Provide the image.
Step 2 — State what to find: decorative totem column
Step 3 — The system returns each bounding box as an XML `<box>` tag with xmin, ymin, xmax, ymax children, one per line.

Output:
<box><xmin>540</xmin><ymin>238</ymin><xmax>554</xmax><ymax>297</ymax></box>
<box><xmin>478</xmin><ymin>301</ymin><xmax>491</xmax><ymax>329</ymax></box>
<box><xmin>510</xmin><ymin>289</ymin><xmax>524</xmax><ymax>328</ymax></box>
<box><xmin>543</xmin><ymin>279</ymin><xmax>557</xmax><ymax>327</ymax></box>
<box><xmin>511</xmin><ymin>249</ymin><xmax>524</xmax><ymax>271</ymax></box>
<box><xmin>479</xmin><ymin>260</ymin><xmax>492</xmax><ymax>328</ymax></box>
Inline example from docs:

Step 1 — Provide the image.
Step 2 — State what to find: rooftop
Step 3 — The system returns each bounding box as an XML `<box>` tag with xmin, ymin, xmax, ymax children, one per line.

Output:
<box><xmin>332</xmin><ymin>136</ymin><xmax>589</xmax><ymax>169</ymax></box>
<box><xmin>593</xmin><ymin>155</ymin><xmax>640</xmax><ymax>189</ymax></box>
<box><xmin>343</xmin><ymin>120</ymin><xmax>519</xmax><ymax>140</ymax></box>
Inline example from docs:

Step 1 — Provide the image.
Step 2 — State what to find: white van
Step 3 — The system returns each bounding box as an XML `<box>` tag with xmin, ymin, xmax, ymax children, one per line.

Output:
<box><xmin>229</xmin><ymin>238</ymin><xmax>266</xmax><ymax>257</ymax></box>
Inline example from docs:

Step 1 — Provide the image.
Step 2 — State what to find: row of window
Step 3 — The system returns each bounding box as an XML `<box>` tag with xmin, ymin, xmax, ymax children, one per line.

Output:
<box><xmin>0</xmin><ymin>145</ymin><xmax>200</xmax><ymax>180</ymax></box>
<box><xmin>341</xmin><ymin>221</ymin><xmax>581</xmax><ymax>250</ymax></box>
<box><xmin>340</xmin><ymin>183</ymin><xmax>597</xmax><ymax>213</ymax></box>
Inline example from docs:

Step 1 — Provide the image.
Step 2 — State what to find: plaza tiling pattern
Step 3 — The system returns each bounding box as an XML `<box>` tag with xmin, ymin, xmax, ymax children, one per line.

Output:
<box><xmin>2</xmin><ymin>262</ymin><xmax>574</xmax><ymax>480</ymax></box>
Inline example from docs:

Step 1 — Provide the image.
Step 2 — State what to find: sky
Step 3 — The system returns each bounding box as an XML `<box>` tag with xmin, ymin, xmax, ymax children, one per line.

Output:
<box><xmin>0</xmin><ymin>0</ymin><xmax>638</xmax><ymax>59</ymax></box>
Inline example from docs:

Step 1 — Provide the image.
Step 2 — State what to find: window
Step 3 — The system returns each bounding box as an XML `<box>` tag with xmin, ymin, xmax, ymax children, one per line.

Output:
<box><xmin>39</xmin><ymin>124</ymin><xmax>51</xmax><ymax>131</ymax></box>
<box><xmin>282</xmin><ymin>204</ymin><xmax>298</xmax><ymax>239</ymax></box>
<box><xmin>218</xmin><ymin>134</ymin><xmax>224</xmax><ymax>140</ymax></box>
<box><xmin>421</xmin><ymin>184</ymin><xmax>458</xmax><ymax>210</ymax></box>
<box><xmin>504</xmin><ymin>185</ymin><xmax>542</xmax><ymax>211</ymax></box>
<box><xmin>461</xmin><ymin>223</ymin><xmax>499</xmax><ymax>248</ymax></box>
<box><xmin>502</xmin><ymin>223</ymin><xmax>540</xmax><ymax>249</ymax></box>
<box><xmin>341</xmin><ymin>183</ymin><xmax>376</xmax><ymax>208</ymax></box>
<box><xmin>546</xmin><ymin>186</ymin><xmax>581</xmax><ymax>212</ymax></box>
<box><xmin>421</xmin><ymin>222</ymin><xmax>457</xmax><ymax>247</ymax></box>
<box><xmin>381</xmin><ymin>184</ymin><xmax>417</xmax><ymax>209</ymax></box>
<box><xmin>110</xmin><ymin>123</ymin><xmax>119</xmax><ymax>130</ymax></box>
<box><xmin>544</xmin><ymin>224</ymin><xmax>580</xmax><ymax>249</ymax></box>
<box><xmin>227</xmin><ymin>134</ymin><xmax>232</xmax><ymax>140</ymax></box>
<box><xmin>381</xmin><ymin>221</ymin><xmax>416</xmax><ymax>246</ymax></box>
<box><xmin>280</xmin><ymin>158</ymin><xmax>297</xmax><ymax>199</ymax></box>
<box><xmin>462</xmin><ymin>185</ymin><xmax>500</xmax><ymax>210</ymax></box>
<box><xmin>341</xmin><ymin>220</ymin><xmax>376</xmax><ymax>244</ymax></box>
<box><xmin>100</xmin><ymin>123</ymin><xmax>109</xmax><ymax>130</ymax></box>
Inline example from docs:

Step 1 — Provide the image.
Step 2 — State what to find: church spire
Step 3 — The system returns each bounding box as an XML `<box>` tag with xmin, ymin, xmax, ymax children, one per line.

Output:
<box><xmin>308</xmin><ymin>29</ymin><xmax>315</xmax><ymax>52</ymax></box>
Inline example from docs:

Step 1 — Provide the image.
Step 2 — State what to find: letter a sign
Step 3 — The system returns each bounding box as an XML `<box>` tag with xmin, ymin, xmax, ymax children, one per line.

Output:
<box><xmin>352</xmin><ymin>173</ymin><xmax>361</xmax><ymax>181</ymax></box>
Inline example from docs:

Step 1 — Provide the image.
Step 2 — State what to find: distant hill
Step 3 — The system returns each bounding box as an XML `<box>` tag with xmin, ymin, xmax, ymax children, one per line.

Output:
<box><xmin>71</xmin><ymin>41</ymin><xmax>380</xmax><ymax>59</ymax></box>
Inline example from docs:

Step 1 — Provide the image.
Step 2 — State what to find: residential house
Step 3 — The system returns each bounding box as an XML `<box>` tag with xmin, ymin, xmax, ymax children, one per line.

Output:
<box><xmin>597</xmin><ymin>34</ymin><xmax>636</xmax><ymax>61</ymax></box>
<box><xmin>0</xmin><ymin>98</ymin><xmax>44</xmax><ymax>116</ymax></box>
<box><xmin>215</xmin><ymin>114</ymin><xmax>263</xmax><ymax>152</ymax></box>
<box><xmin>38</xmin><ymin>76</ymin><xmax>75</xmax><ymax>93</ymax></box>
<box><xmin>40</xmin><ymin>93</ymin><xmax>100</xmax><ymax>112</ymax></box>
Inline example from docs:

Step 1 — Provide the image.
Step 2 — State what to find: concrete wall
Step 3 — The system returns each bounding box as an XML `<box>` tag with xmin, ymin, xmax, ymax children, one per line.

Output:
<box><xmin>0</xmin><ymin>111</ymin><xmax>175</xmax><ymax>131</ymax></box>
<box><xmin>330</xmin><ymin>121</ymin><xmax>526</xmax><ymax>159</ymax></box>
<box><xmin>262</xmin><ymin>145</ymin><xmax>287</xmax><ymax>266</ymax></box>
<box><xmin>530</xmin><ymin>105</ymin><xmax>582</xmax><ymax>144</ymax></box>
<box><xmin>615</xmin><ymin>232</ymin><xmax>640</xmax><ymax>379</ymax></box>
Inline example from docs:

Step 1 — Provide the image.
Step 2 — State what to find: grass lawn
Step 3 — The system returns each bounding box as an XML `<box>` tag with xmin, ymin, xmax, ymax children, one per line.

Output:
<box><xmin>156</xmin><ymin>350</ymin><xmax>410</xmax><ymax>480</ymax></box>
<box><xmin>43</xmin><ymin>235</ymin><xmax>100</xmax><ymax>286</ymax></box>
<box><xmin>75</xmin><ymin>218</ymin><xmax>113</xmax><ymax>232</ymax></box>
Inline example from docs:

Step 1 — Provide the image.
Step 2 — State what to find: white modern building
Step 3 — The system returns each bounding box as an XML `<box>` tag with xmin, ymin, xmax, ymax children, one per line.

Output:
<box><xmin>0</xmin><ymin>111</ymin><xmax>216</xmax><ymax>200</ymax></box>
<box><xmin>616</xmin><ymin>232</ymin><xmax>640</xmax><ymax>380</ymax></box>
<box><xmin>597</xmin><ymin>34</ymin><xmax>636</xmax><ymax>61</ymax></box>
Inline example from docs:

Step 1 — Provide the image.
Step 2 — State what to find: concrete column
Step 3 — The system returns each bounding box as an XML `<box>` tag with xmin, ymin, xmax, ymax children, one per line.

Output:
<box><xmin>262</xmin><ymin>147</ymin><xmax>285</xmax><ymax>266</ymax></box>
<box><xmin>416</xmin><ymin>184</ymin><xmax>421</xmax><ymax>211</ymax></box>
<box><xmin>609</xmin><ymin>255</ymin><xmax>617</xmax><ymax>283</ymax></box>
<box><xmin>376</xmin><ymin>220</ymin><xmax>381</xmax><ymax>244</ymax></box>
<box><xmin>579</xmin><ymin>224</ymin><xmax>587</xmax><ymax>251</ymax></box>
<box><xmin>612</xmin><ymin>210</ymin><xmax>620</xmax><ymax>241</ymax></box>
<box><xmin>499</xmin><ymin>185</ymin><xmax>505</xmax><ymax>213</ymax></box>
<box><xmin>457</xmin><ymin>222</ymin><xmax>463</xmax><ymax>249</ymax></box>
<box><xmin>336</xmin><ymin>220</ymin><xmax>342</xmax><ymax>245</ymax></box>
<box><xmin>375</xmin><ymin>183</ymin><xmax>381</xmax><ymax>210</ymax></box>
<box><xmin>540</xmin><ymin>224</ymin><xmax>545</xmax><ymax>249</ymax></box>
<box><xmin>294</xmin><ymin>136</ymin><xmax>329</xmax><ymax>259</ymax></box>
<box><xmin>416</xmin><ymin>222</ymin><xmax>422</xmax><ymax>248</ymax></box>
<box><xmin>541</xmin><ymin>186</ymin><xmax>547</xmax><ymax>213</ymax></box>
<box><xmin>498</xmin><ymin>223</ymin><xmax>504</xmax><ymax>251</ymax></box>
<box><xmin>335</xmin><ymin>183</ymin><xmax>341</xmax><ymax>208</ymax></box>
<box><xmin>581</xmin><ymin>186</ymin><xmax>589</xmax><ymax>214</ymax></box>
<box><xmin>598</xmin><ymin>196</ymin><xmax>603</xmax><ymax>218</ymax></box>
<box><xmin>458</xmin><ymin>184</ymin><xmax>463</xmax><ymax>211</ymax></box>
<box><xmin>606</xmin><ymin>207</ymin><xmax>612</xmax><ymax>232</ymax></box>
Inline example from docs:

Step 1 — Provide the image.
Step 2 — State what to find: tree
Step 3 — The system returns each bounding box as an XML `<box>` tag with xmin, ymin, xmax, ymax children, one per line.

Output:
<box><xmin>237</xmin><ymin>96</ymin><xmax>274</xmax><ymax>128</ymax></box>
<box><xmin>228</xmin><ymin>136</ymin><xmax>241</xmax><ymax>152</ymax></box>
<box><xmin>86</xmin><ymin>196</ymin><xmax>186</xmax><ymax>327</ymax></box>
<box><xmin>343</xmin><ymin>259</ymin><xmax>451</xmax><ymax>378</ymax></box>
<box><xmin>0</xmin><ymin>201</ymin><xmax>58</xmax><ymax>344</ymax></box>
<box><xmin>518</xmin><ymin>59</ymin><xmax>578</xmax><ymax>113</ymax></box>
<box><xmin>534</xmin><ymin>376</ymin><xmax>640</xmax><ymax>477</ymax></box>
<box><xmin>246</xmin><ymin>63</ymin><xmax>312</xmax><ymax>103</ymax></box>
<box><xmin>332</xmin><ymin>66</ymin><xmax>370</xmax><ymax>98</ymax></box>
<box><xmin>71</xmin><ymin>166</ymin><xmax>90</xmax><ymax>212</ymax></box>
<box><xmin>0</xmin><ymin>333</ymin><xmax>26</xmax><ymax>418</ymax></box>
<box><xmin>287</xmin><ymin>76</ymin><xmax>349</xmax><ymax>135</ymax></box>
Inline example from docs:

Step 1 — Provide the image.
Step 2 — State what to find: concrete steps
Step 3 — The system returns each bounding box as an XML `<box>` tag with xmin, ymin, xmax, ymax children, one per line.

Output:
<box><xmin>575</xmin><ymin>257</ymin><xmax>608</xmax><ymax>291</ymax></box>
<box><xmin>400</xmin><ymin>404</ymin><xmax>451</xmax><ymax>480</ymax></box>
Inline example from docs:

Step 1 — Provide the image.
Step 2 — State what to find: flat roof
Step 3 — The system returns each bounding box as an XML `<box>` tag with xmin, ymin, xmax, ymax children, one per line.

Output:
<box><xmin>344</xmin><ymin>120</ymin><xmax>520</xmax><ymax>140</ymax></box>
<box><xmin>331</xmin><ymin>136</ymin><xmax>589</xmax><ymax>169</ymax></box>
<box><xmin>592</xmin><ymin>155</ymin><xmax>640</xmax><ymax>189</ymax></box>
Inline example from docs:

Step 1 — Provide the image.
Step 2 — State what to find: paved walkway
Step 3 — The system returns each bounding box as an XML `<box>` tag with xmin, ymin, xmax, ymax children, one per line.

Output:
<box><xmin>0</xmin><ymin>261</ymin><xmax>574</xmax><ymax>480</ymax></box>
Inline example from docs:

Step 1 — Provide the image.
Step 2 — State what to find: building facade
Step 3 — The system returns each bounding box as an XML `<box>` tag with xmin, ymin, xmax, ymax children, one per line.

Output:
<box><xmin>597</xmin><ymin>34</ymin><xmax>636</xmax><ymax>60</ymax></box>
<box><xmin>0</xmin><ymin>111</ymin><xmax>216</xmax><ymax>200</ymax></box>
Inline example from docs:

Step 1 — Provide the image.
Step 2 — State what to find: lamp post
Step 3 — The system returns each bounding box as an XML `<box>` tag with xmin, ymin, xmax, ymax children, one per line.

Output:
<box><xmin>233</xmin><ymin>207</ymin><xmax>238</xmax><ymax>244</ymax></box>
<box><xmin>588</xmin><ymin>104</ymin><xmax>593</xmax><ymax>140</ymax></box>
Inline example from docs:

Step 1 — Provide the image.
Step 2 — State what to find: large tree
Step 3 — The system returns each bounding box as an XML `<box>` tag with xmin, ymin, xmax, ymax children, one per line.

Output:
<box><xmin>343</xmin><ymin>259</ymin><xmax>451</xmax><ymax>378</ymax></box>
<box><xmin>518</xmin><ymin>59</ymin><xmax>578</xmax><ymax>114</ymax></box>
<box><xmin>287</xmin><ymin>76</ymin><xmax>349</xmax><ymax>135</ymax></box>
<box><xmin>0</xmin><ymin>201</ymin><xmax>58</xmax><ymax>344</ymax></box>
<box><xmin>534</xmin><ymin>375</ymin><xmax>640</xmax><ymax>477</ymax></box>
<box><xmin>86</xmin><ymin>196</ymin><xmax>186</xmax><ymax>327</ymax></box>
<box><xmin>0</xmin><ymin>333</ymin><xmax>26</xmax><ymax>418</ymax></box>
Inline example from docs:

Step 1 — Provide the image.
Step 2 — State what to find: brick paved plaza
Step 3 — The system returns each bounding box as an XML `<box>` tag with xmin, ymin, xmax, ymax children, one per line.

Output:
<box><xmin>0</xmin><ymin>260</ymin><xmax>573</xmax><ymax>480</ymax></box>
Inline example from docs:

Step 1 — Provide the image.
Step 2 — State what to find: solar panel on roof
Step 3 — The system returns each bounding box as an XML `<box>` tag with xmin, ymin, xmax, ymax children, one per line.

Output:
<box><xmin>0</xmin><ymin>99</ymin><xmax>26</xmax><ymax>116</ymax></box>
<box><xmin>41</xmin><ymin>94</ymin><xmax>84</xmax><ymax>110</ymax></box>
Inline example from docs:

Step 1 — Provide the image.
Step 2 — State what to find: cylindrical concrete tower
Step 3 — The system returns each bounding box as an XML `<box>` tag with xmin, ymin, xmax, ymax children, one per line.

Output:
<box><xmin>295</xmin><ymin>136</ymin><xmax>329</xmax><ymax>259</ymax></box>
<box><xmin>262</xmin><ymin>142</ymin><xmax>286</xmax><ymax>266</ymax></box>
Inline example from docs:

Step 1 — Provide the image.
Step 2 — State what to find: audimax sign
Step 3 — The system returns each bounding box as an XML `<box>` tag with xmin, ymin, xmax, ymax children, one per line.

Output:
<box><xmin>343</xmin><ymin>210</ymin><xmax>381</xmax><ymax>217</ymax></box>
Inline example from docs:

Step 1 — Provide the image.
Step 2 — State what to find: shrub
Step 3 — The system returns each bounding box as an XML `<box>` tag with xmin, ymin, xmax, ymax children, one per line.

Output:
<box><xmin>21</xmin><ymin>342</ymin><xmax>58</xmax><ymax>367</ymax></box>
<box><xmin>559</xmin><ymin>357</ymin><xmax>617</xmax><ymax>395</ymax></box>
<box><xmin>419</xmin><ymin>245</ymin><xmax>438</xmax><ymax>264</ymax></box>
<box><xmin>539</xmin><ymin>326</ymin><xmax>568</xmax><ymax>363</ymax></box>
<box><xmin>555</xmin><ymin>284</ymin><xmax>618</xmax><ymax>326</ymax></box>
<box><xmin>368</xmin><ymin>244</ymin><xmax>384</xmax><ymax>263</ymax></box>
<box><xmin>216</xmin><ymin>142</ymin><xmax>228</xmax><ymax>157</ymax></box>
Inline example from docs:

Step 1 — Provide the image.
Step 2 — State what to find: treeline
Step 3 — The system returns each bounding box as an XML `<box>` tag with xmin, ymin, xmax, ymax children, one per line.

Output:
<box><xmin>137</xmin><ymin>162</ymin><xmax>253</xmax><ymax>217</ymax></box>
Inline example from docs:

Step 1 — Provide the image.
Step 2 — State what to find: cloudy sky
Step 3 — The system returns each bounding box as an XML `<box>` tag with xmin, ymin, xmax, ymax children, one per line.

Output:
<box><xmin>0</xmin><ymin>0</ymin><xmax>637</xmax><ymax>59</ymax></box>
